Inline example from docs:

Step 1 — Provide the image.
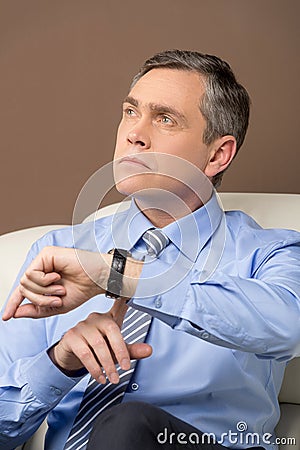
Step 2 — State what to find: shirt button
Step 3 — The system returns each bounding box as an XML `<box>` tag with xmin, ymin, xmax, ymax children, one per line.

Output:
<box><xmin>50</xmin><ymin>386</ymin><xmax>62</xmax><ymax>396</ymax></box>
<box><xmin>202</xmin><ymin>332</ymin><xmax>210</xmax><ymax>340</ymax></box>
<box><xmin>131</xmin><ymin>382</ymin><xmax>139</xmax><ymax>391</ymax></box>
<box><xmin>155</xmin><ymin>296</ymin><xmax>162</xmax><ymax>308</ymax></box>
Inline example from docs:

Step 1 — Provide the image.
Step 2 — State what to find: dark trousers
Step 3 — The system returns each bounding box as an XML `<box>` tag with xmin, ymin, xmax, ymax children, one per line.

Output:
<box><xmin>87</xmin><ymin>401</ymin><xmax>264</xmax><ymax>450</ymax></box>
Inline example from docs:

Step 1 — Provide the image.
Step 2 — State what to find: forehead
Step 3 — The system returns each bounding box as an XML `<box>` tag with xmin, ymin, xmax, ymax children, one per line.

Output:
<box><xmin>128</xmin><ymin>68</ymin><xmax>205</xmax><ymax>113</ymax></box>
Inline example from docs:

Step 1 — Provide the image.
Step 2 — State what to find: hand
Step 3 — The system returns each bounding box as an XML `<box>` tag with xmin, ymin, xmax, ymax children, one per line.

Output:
<box><xmin>2</xmin><ymin>245</ymin><xmax>144</xmax><ymax>321</ymax></box>
<box><xmin>49</xmin><ymin>303</ymin><xmax>152</xmax><ymax>384</ymax></box>
<box><xmin>2</xmin><ymin>246</ymin><xmax>111</xmax><ymax>320</ymax></box>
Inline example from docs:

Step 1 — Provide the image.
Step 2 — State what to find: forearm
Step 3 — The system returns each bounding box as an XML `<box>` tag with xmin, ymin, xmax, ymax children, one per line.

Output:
<box><xmin>130</xmin><ymin>259</ymin><xmax>300</xmax><ymax>359</ymax></box>
<box><xmin>0</xmin><ymin>349</ymin><xmax>83</xmax><ymax>448</ymax></box>
<box><xmin>176</xmin><ymin>275</ymin><xmax>300</xmax><ymax>358</ymax></box>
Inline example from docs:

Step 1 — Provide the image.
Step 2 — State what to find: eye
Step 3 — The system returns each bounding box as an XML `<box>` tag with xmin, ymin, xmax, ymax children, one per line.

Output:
<box><xmin>123</xmin><ymin>106</ymin><xmax>136</xmax><ymax>117</ymax></box>
<box><xmin>159</xmin><ymin>115</ymin><xmax>174</xmax><ymax>125</ymax></box>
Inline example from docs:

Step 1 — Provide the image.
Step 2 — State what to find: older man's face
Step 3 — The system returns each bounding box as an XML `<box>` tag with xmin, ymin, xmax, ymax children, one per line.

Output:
<box><xmin>113</xmin><ymin>68</ymin><xmax>215</xmax><ymax>207</ymax></box>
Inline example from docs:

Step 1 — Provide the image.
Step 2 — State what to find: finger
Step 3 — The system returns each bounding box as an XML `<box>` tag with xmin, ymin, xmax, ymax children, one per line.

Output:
<box><xmin>127</xmin><ymin>343</ymin><xmax>153</xmax><ymax>360</ymax></box>
<box><xmin>79</xmin><ymin>322</ymin><xmax>121</xmax><ymax>384</ymax></box>
<box><xmin>30</xmin><ymin>246</ymin><xmax>58</xmax><ymax>273</ymax></box>
<box><xmin>62</xmin><ymin>330</ymin><xmax>107</xmax><ymax>384</ymax></box>
<box><xmin>20</xmin><ymin>276</ymin><xmax>66</xmax><ymax>296</ymax></box>
<box><xmin>12</xmin><ymin>303</ymin><xmax>65</xmax><ymax>319</ymax></box>
<box><xmin>24</xmin><ymin>270</ymin><xmax>61</xmax><ymax>287</ymax></box>
<box><xmin>2</xmin><ymin>287</ymin><xmax>25</xmax><ymax>321</ymax></box>
<box><xmin>18</xmin><ymin>286</ymin><xmax>63</xmax><ymax>308</ymax></box>
<box><xmin>103</xmin><ymin>319</ymin><xmax>131</xmax><ymax>372</ymax></box>
<box><xmin>109</xmin><ymin>300</ymin><xmax>128</xmax><ymax>328</ymax></box>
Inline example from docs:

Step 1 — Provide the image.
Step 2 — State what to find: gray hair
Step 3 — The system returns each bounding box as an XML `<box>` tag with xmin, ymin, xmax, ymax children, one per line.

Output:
<box><xmin>131</xmin><ymin>49</ymin><xmax>250</xmax><ymax>187</ymax></box>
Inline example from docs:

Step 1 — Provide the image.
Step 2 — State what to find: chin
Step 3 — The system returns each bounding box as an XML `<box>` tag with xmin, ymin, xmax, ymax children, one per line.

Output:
<box><xmin>114</xmin><ymin>171</ymin><xmax>156</xmax><ymax>196</ymax></box>
<box><xmin>115</xmin><ymin>180</ymin><xmax>165</xmax><ymax>205</ymax></box>
<box><xmin>115</xmin><ymin>178</ymin><xmax>142</xmax><ymax>197</ymax></box>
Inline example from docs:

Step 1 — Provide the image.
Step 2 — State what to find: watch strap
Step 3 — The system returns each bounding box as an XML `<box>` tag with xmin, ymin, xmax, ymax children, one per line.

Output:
<box><xmin>105</xmin><ymin>248</ymin><xmax>131</xmax><ymax>299</ymax></box>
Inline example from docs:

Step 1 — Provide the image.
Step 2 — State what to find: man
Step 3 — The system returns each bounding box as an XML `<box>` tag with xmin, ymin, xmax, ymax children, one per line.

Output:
<box><xmin>1</xmin><ymin>50</ymin><xmax>300</xmax><ymax>450</ymax></box>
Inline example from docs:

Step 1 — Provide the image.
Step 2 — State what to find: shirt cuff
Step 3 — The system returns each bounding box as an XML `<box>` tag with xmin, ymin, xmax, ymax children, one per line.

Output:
<box><xmin>25</xmin><ymin>349</ymin><xmax>86</xmax><ymax>407</ymax></box>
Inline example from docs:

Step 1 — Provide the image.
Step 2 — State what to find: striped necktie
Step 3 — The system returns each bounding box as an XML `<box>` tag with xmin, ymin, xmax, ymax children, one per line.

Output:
<box><xmin>142</xmin><ymin>228</ymin><xmax>170</xmax><ymax>257</ymax></box>
<box><xmin>64</xmin><ymin>230</ymin><xmax>169</xmax><ymax>450</ymax></box>
<box><xmin>64</xmin><ymin>308</ymin><xmax>151</xmax><ymax>450</ymax></box>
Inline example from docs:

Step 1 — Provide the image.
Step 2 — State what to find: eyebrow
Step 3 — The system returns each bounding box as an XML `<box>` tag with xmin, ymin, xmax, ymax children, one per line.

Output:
<box><xmin>123</xmin><ymin>95</ymin><xmax>188</xmax><ymax>125</ymax></box>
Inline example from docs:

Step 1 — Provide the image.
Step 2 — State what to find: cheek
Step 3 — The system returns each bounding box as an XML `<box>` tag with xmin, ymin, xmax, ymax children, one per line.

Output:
<box><xmin>114</xmin><ymin>124</ymin><xmax>126</xmax><ymax>155</ymax></box>
<box><xmin>156</xmin><ymin>135</ymin><xmax>202</xmax><ymax>163</ymax></box>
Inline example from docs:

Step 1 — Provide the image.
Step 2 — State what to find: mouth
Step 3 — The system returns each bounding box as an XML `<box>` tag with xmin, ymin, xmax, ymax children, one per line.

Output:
<box><xmin>118</xmin><ymin>156</ymin><xmax>153</xmax><ymax>170</ymax></box>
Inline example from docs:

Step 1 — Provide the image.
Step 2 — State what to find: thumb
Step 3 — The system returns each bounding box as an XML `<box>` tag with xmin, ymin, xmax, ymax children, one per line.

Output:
<box><xmin>127</xmin><ymin>343</ymin><xmax>153</xmax><ymax>360</ymax></box>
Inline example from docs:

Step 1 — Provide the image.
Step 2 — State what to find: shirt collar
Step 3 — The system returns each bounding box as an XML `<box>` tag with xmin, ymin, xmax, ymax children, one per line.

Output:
<box><xmin>112</xmin><ymin>192</ymin><xmax>224</xmax><ymax>262</ymax></box>
<box><xmin>162</xmin><ymin>192</ymin><xmax>224</xmax><ymax>262</ymax></box>
<box><xmin>102</xmin><ymin>199</ymin><xmax>154</xmax><ymax>252</ymax></box>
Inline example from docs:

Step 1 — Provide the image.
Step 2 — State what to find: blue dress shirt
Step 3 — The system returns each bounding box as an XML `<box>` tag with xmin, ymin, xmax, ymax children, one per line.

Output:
<box><xmin>0</xmin><ymin>193</ymin><xmax>300</xmax><ymax>450</ymax></box>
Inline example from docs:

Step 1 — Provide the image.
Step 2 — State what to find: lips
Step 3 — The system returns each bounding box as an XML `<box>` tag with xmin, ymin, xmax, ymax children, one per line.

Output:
<box><xmin>119</xmin><ymin>156</ymin><xmax>152</xmax><ymax>170</ymax></box>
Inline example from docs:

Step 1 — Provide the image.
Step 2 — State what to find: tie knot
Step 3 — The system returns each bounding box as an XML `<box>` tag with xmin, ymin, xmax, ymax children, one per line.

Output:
<box><xmin>142</xmin><ymin>228</ymin><xmax>170</xmax><ymax>257</ymax></box>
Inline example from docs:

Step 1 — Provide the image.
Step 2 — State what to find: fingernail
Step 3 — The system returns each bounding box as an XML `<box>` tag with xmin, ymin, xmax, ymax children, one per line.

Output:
<box><xmin>55</xmin><ymin>289</ymin><xmax>65</xmax><ymax>295</ymax></box>
<box><xmin>109</xmin><ymin>373</ymin><xmax>119</xmax><ymax>384</ymax></box>
<box><xmin>98</xmin><ymin>375</ymin><xmax>106</xmax><ymax>384</ymax></box>
<box><xmin>121</xmin><ymin>358</ymin><xmax>130</xmax><ymax>370</ymax></box>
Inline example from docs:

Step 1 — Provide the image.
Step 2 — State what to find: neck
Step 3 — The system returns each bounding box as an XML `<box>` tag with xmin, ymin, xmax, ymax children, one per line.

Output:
<box><xmin>134</xmin><ymin>190</ymin><xmax>212</xmax><ymax>227</ymax></box>
<box><xmin>137</xmin><ymin>207</ymin><xmax>180</xmax><ymax>228</ymax></box>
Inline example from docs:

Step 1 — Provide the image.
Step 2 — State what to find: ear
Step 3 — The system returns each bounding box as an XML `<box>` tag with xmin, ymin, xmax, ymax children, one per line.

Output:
<box><xmin>204</xmin><ymin>136</ymin><xmax>237</xmax><ymax>178</ymax></box>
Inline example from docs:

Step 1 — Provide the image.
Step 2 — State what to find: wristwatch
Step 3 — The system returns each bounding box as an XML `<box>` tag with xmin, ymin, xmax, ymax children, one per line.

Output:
<box><xmin>105</xmin><ymin>248</ymin><xmax>132</xmax><ymax>299</ymax></box>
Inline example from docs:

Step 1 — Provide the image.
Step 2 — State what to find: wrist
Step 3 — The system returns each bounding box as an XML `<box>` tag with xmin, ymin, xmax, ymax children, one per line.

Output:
<box><xmin>122</xmin><ymin>257</ymin><xmax>144</xmax><ymax>298</ymax></box>
<box><xmin>102</xmin><ymin>251</ymin><xmax>143</xmax><ymax>300</ymax></box>
<box><xmin>97</xmin><ymin>253</ymin><xmax>113</xmax><ymax>293</ymax></box>
<box><xmin>48</xmin><ymin>343</ymin><xmax>87</xmax><ymax>378</ymax></box>
<box><xmin>72</xmin><ymin>250</ymin><xmax>112</xmax><ymax>297</ymax></box>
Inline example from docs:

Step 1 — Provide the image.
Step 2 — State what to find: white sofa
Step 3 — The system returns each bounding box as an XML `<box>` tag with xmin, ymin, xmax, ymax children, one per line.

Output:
<box><xmin>0</xmin><ymin>193</ymin><xmax>299</xmax><ymax>450</ymax></box>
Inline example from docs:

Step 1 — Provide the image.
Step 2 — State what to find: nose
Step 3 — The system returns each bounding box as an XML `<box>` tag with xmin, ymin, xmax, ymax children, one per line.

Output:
<box><xmin>127</xmin><ymin>122</ymin><xmax>151</xmax><ymax>149</ymax></box>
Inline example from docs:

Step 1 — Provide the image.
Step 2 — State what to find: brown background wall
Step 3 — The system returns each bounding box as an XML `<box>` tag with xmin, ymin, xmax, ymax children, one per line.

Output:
<box><xmin>0</xmin><ymin>0</ymin><xmax>299</xmax><ymax>234</ymax></box>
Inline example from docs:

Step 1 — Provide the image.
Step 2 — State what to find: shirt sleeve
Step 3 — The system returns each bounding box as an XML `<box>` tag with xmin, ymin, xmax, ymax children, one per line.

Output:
<box><xmin>130</xmin><ymin>239</ymin><xmax>300</xmax><ymax>361</ymax></box>
<box><xmin>0</xmin><ymin>237</ymin><xmax>84</xmax><ymax>449</ymax></box>
<box><xmin>0</xmin><ymin>347</ymin><xmax>81</xmax><ymax>448</ymax></box>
